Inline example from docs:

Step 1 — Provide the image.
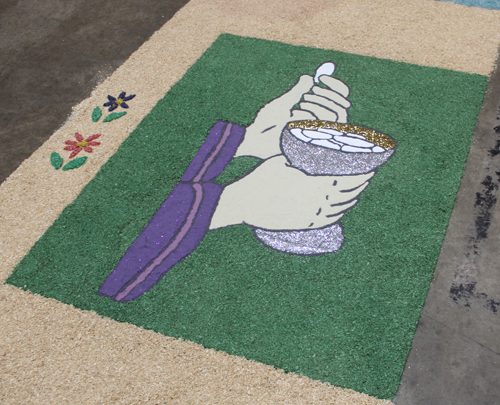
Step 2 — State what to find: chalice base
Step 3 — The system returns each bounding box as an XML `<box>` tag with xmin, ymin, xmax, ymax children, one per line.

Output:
<box><xmin>253</xmin><ymin>222</ymin><xmax>344</xmax><ymax>256</ymax></box>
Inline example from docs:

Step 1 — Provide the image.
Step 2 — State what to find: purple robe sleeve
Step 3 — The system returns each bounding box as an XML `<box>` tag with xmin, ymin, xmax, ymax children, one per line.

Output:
<box><xmin>98</xmin><ymin>122</ymin><xmax>245</xmax><ymax>302</ymax></box>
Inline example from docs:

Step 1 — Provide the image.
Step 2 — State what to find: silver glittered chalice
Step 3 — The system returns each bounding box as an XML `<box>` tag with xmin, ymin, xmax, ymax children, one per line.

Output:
<box><xmin>254</xmin><ymin>120</ymin><xmax>397</xmax><ymax>255</ymax></box>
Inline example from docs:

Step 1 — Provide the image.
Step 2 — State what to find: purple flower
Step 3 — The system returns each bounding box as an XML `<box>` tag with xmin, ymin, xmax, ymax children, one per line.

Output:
<box><xmin>103</xmin><ymin>91</ymin><xmax>135</xmax><ymax>112</ymax></box>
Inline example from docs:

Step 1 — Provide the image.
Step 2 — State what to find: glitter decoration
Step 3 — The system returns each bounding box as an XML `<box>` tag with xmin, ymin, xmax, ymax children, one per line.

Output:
<box><xmin>281</xmin><ymin>130</ymin><xmax>395</xmax><ymax>175</ymax></box>
<box><xmin>254</xmin><ymin>120</ymin><xmax>397</xmax><ymax>255</ymax></box>
<box><xmin>288</xmin><ymin>120</ymin><xmax>396</xmax><ymax>150</ymax></box>
<box><xmin>254</xmin><ymin>223</ymin><xmax>344</xmax><ymax>255</ymax></box>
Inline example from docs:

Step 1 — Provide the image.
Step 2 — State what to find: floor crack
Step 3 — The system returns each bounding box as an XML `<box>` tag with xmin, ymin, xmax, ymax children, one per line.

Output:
<box><xmin>423</xmin><ymin>313</ymin><xmax>500</xmax><ymax>356</ymax></box>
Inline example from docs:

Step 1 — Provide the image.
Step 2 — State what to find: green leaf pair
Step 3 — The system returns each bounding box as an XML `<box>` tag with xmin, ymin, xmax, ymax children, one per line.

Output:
<box><xmin>92</xmin><ymin>106</ymin><xmax>127</xmax><ymax>123</ymax></box>
<box><xmin>50</xmin><ymin>152</ymin><xmax>87</xmax><ymax>171</ymax></box>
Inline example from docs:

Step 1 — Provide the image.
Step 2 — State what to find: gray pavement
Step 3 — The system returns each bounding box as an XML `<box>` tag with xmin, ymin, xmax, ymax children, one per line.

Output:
<box><xmin>0</xmin><ymin>0</ymin><xmax>190</xmax><ymax>184</ymax></box>
<box><xmin>1</xmin><ymin>1</ymin><xmax>499</xmax><ymax>403</ymax></box>
<box><xmin>394</xmin><ymin>52</ymin><xmax>500</xmax><ymax>405</ymax></box>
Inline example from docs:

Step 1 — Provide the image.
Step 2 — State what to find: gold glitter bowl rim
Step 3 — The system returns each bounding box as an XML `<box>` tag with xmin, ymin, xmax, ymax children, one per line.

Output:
<box><xmin>287</xmin><ymin>120</ymin><xmax>396</xmax><ymax>150</ymax></box>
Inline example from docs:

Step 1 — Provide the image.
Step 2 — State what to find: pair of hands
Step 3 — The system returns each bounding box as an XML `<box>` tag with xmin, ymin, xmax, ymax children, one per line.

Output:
<box><xmin>234</xmin><ymin>74</ymin><xmax>351</xmax><ymax>159</ymax></box>
<box><xmin>210</xmin><ymin>73</ymin><xmax>373</xmax><ymax>231</ymax></box>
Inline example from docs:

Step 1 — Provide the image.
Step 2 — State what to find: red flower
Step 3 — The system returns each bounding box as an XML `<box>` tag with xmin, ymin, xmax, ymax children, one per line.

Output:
<box><xmin>64</xmin><ymin>133</ymin><xmax>101</xmax><ymax>158</ymax></box>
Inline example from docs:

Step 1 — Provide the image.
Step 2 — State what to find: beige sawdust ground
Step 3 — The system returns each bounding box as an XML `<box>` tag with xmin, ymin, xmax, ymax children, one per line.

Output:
<box><xmin>1</xmin><ymin>0</ymin><xmax>499</xmax><ymax>403</ymax></box>
<box><xmin>0</xmin><ymin>285</ymin><xmax>391</xmax><ymax>405</ymax></box>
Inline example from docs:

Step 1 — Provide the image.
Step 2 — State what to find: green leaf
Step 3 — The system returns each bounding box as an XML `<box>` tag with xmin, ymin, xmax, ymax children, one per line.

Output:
<box><xmin>103</xmin><ymin>111</ymin><xmax>127</xmax><ymax>122</ymax></box>
<box><xmin>62</xmin><ymin>156</ymin><xmax>88</xmax><ymax>171</ymax></box>
<box><xmin>92</xmin><ymin>107</ymin><xmax>102</xmax><ymax>122</ymax></box>
<box><xmin>50</xmin><ymin>152</ymin><xmax>63</xmax><ymax>170</ymax></box>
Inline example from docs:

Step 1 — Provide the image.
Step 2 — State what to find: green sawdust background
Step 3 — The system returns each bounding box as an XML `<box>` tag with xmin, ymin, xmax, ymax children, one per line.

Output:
<box><xmin>7</xmin><ymin>34</ymin><xmax>487</xmax><ymax>399</ymax></box>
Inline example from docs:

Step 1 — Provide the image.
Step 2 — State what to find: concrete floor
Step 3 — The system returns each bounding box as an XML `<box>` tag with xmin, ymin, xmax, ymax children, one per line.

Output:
<box><xmin>1</xmin><ymin>1</ymin><xmax>499</xmax><ymax>403</ymax></box>
<box><xmin>393</xmin><ymin>54</ymin><xmax>500</xmax><ymax>405</ymax></box>
<box><xmin>0</xmin><ymin>0</ymin><xmax>190</xmax><ymax>183</ymax></box>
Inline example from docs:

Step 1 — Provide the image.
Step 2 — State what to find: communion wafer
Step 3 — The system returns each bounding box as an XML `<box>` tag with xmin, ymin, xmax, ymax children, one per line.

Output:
<box><xmin>290</xmin><ymin>128</ymin><xmax>311</xmax><ymax>143</ymax></box>
<box><xmin>316</xmin><ymin>128</ymin><xmax>344</xmax><ymax>136</ymax></box>
<box><xmin>341</xmin><ymin>145</ymin><xmax>371</xmax><ymax>153</ymax></box>
<box><xmin>311</xmin><ymin>139</ymin><xmax>341</xmax><ymax>150</ymax></box>
<box><xmin>343</xmin><ymin>132</ymin><xmax>366</xmax><ymax>140</ymax></box>
<box><xmin>314</xmin><ymin>62</ymin><xmax>336</xmax><ymax>83</ymax></box>
<box><xmin>333</xmin><ymin>135</ymin><xmax>375</xmax><ymax>148</ymax></box>
<box><xmin>290</xmin><ymin>127</ymin><xmax>382</xmax><ymax>153</ymax></box>
<box><xmin>303</xmin><ymin>129</ymin><xmax>334</xmax><ymax>140</ymax></box>
<box><xmin>282</xmin><ymin>120</ymin><xmax>397</xmax><ymax>176</ymax></box>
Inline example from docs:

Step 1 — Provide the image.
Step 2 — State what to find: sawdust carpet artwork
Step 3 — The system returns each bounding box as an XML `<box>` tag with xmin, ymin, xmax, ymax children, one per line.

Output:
<box><xmin>2</xmin><ymin>1</ymin><xmax>500</xmax><ymax>403</ymax></box>
<box><xmin>6</xmin><ymin>34</ymin><xmax>487</xmax><ymax>399</ymax></box>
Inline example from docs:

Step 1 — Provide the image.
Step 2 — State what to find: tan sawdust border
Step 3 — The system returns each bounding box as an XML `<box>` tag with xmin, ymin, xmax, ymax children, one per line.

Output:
<box><xmin>0</xmin><ymin>285</ymin><xmax>391</xmax><ymax>404</ymax></box>
<box><xmin>1</xmin><ymin>0</ymin><xmax>499</xmax><ymax>403</ymax></box>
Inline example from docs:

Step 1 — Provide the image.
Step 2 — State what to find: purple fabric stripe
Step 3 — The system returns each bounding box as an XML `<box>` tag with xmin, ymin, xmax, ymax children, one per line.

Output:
<box><xmin>98</xmin><ymin>183</ymin><xmax>195</xmax><ymax>297</ymax></box>
<box><xmin>118</xmin><ymin>182</ymin><xmax>223</xmax><ymax>302</ymax></box>
<box><xmin>181</xmin><ymin>121</ymin><xmax>227</xmax><ymax>182</ymax></box>
<box><xmin>99</xmin><ymin>121</ymin><xmax>243</xmax><ymax>301</ymax></box>
<box><xmin>202</xmin><ymin>124</ymin><xmax>245</xmax><ymax>182</ymax></box>
<box><xmin>193</xmin><ymin>123</ymin><xmax>232</xmax><ymax>182</ymax></box>
<box><xmin>115</xmin><ymin>183</ymin><xmax>204</xmax><ymax>301</ymax></box>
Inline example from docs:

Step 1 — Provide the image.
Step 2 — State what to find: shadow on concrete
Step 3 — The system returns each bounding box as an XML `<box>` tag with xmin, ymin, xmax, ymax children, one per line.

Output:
<box><xmin>0</xmin><ymin>0</ymin><xmax>190</xmax><ymax>184</ymax></box>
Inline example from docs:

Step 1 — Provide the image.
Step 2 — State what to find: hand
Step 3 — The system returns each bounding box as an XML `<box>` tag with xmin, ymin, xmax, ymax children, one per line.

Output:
<box><xmin>235</xmin><ymin>74</ymin><xmax>351</xmax><ymax>160</ymax></box>
<box><xmin>300</xmin><ymin>75</ymin><xmax>351</xmax><ymax>123</ymax></box>
<box><xmin>210</xmin><ymin>155</ymin><xmax>374</xmax><ymax>231</ymax></box>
